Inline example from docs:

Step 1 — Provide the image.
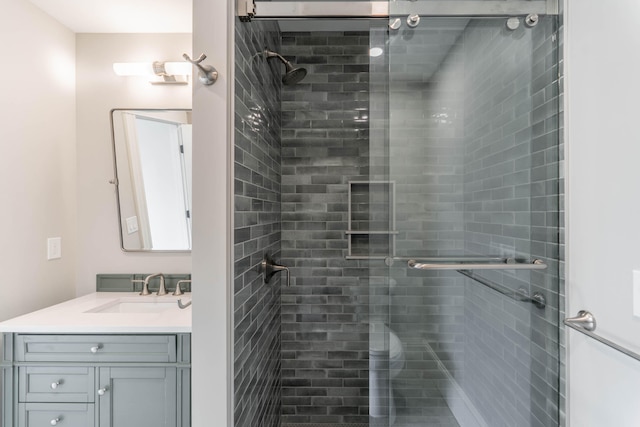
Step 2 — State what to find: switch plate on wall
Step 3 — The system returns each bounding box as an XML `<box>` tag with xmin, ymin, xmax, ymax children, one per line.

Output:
<box><xmin>634</xmin><ymin>270</ymin><xmax>640</xmax><ymax>317</ymax></box>
<box><xmin>126</xmin><ymin>216</ymin><xmax>139</xmax><ymax>234</ymax></box>
<box><xmin>47</xmin><ymin>237</ymin><xmax>61</xmax><ymax>260</ymax></box>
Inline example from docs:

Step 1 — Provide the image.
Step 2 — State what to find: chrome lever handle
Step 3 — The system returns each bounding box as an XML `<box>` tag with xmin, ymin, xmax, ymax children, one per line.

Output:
<box><xmin>183</xmin><ymin>53</ymin><xmax>218</xmax><ymax>85</ymax></box>
<box><xmin>565</xmin><ymin>310</ymin><xmax>596</xmax><ymax>332</ymax></box>
<box><xmin>260</xmin><ymin>254</ymin><xmax>291</xmax><ymax>286</ymax></box>
<box><xmin>173</xmin><ymin>279</ymin><xmax>191</xmax><ymax>296</ymax></box>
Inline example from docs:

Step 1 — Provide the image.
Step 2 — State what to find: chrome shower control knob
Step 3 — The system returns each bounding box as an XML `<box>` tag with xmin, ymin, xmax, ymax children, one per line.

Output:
<box><xmin>50</xmin><ymin>418</ymin><xmax>61</xmax><ymax>426</ymax></box>
<box><xmin>407</xmin><ymin>14</ymin><xmax>420</xmax><ymax>28</ymax></box>
<box><xmin>90</xmin><ymin>344</ymin><xmax>102</xmax><ymax>353</ymax></box>
<box><xmin>389</xmin><ymin>17</ymin><xmax>402</xmax><ymax>30</ymax></box>
<box><xmin>98</xmin><ymin>386</ymin><xmax>109</xmax><ymax>396</ymax></box>
<box><xmin>50</xmin><ymin>381</ymin><xmax>61</xmax><ymax>389</ymax></box>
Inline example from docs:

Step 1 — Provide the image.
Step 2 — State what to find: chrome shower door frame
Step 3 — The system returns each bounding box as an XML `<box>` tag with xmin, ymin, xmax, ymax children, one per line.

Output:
<box><xmin>239</xmin><ymin>0</ymin><xmax>559</xmax><ymax>20</ymax></box>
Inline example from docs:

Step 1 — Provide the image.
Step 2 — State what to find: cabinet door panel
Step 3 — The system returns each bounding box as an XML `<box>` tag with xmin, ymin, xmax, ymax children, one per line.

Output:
<box><xmin>98</xmin><ymin>367</ymin><xmax>177</xmax><ymax>427</ymax></box>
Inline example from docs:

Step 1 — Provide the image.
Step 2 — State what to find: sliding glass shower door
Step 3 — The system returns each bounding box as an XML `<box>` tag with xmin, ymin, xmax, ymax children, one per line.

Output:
<box><xmin>378</xmin><ymin>14</ymin><xmax>561</xmax><ymax>427</ymax></box>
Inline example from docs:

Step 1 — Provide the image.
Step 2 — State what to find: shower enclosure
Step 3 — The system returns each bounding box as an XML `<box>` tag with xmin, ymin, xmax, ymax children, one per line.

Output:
<box><xmin>232</xmin><ymin>1</ymin><xmax>561</xmax><ymax>426</ymax></box>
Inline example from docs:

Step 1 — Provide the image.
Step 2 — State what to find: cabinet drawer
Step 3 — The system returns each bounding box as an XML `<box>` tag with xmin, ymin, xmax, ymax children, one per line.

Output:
<box><xmin>18</xmin><ymin>403</ymin><xmax>94</xmax><ymax>427</ymax></box>
<box><xmin>19</xmin><ymin>367</ymin><xmax>94</xmax><ymax>403</ymax></box>
<box><xmin>15</xmin><ymin>335</ymin><xmax>177</xmax><ymax>363</ymax></box>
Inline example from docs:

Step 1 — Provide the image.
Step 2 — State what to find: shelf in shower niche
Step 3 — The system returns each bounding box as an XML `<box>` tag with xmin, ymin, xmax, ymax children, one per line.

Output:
<box><xmin>345</xmin><ymin>230</ymin><xmax>399</xmax><ymax>235</ymax></box>
<box><xmin>346</xmin><ymin>181</ymin><xmax>396</xmax><ymax>260</ymax></box>
<box><xmin>345</xmin><ymin>255</ymin><xmax>389</xmax><ymax>260</ymax></box>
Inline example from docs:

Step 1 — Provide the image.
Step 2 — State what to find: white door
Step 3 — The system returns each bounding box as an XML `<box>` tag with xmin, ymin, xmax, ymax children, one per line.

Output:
<box><xmin>566</xmin><ymin>0</ymin><xmax>640</xmax><ymax>425</ymax></box>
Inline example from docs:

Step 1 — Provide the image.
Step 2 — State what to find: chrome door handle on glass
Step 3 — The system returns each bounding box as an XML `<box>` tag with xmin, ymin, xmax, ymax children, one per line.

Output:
<box><xmin>260</xmin><ymin>253</ymin><xmax>290</xmax><ymax>286</ymax></box>
<box><xmin>565</xmin><ymin>310</ymin><xmax>640</xmax><ymax>363</ymax></box>
<box><xmin>564</xmin><ymin>310</ymin><xmax>596</xmax><ymax>331</ymax></box>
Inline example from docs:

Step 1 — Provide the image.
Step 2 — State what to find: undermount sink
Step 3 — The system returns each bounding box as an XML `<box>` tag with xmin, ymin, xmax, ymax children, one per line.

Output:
<box><xmin>86</xmin><ymin>299</ymin><xmax>179</xmax><ymax>314</ymax></box>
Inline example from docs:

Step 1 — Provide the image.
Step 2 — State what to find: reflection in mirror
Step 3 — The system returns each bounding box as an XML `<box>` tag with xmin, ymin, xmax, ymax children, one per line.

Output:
<box><xmin>111</xmin><ymin>109</ymin><xmax>192</xmax><ymax>251</ymax></box>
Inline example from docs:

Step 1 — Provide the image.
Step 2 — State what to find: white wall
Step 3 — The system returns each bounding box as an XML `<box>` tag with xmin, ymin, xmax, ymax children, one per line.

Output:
<box><xmin>191</xmin><ymin>0</ymin><xmax>232</xmax><ymax>424</ymax></box>
<box><xmin>566</xmin><ymin>0</ymin><xmax>640</xmax><ymax>425</ymax></box>
<box><xmin>0</xmin><ymin>0</ymin><xmax>77</xmax><ymax>319</ymax></box>
<box><xmin>75</xmin><ymin>33</ymin><xmax>192</xmax><ymax>295</ymax></box>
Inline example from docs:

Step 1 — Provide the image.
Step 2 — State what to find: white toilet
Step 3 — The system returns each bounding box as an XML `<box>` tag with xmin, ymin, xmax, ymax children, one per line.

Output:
<box><xmin>369</xmin><ymin>321</ymin><xmax>405</xmax><ymax>425</ymax></box>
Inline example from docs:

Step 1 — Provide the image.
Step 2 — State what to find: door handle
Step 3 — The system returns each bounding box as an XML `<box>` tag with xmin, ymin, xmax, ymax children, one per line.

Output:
<box><xmin>564</xmin><ymin>310</ymin><xmax>596</xmax><ymax>331</ymax></box>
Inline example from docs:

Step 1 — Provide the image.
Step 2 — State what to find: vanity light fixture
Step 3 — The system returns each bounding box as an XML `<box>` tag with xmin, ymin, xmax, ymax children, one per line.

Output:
<box><xmin>113</xmin><ymin>61</ymin><xmax>192</xmax><ymax>85</ymax></box>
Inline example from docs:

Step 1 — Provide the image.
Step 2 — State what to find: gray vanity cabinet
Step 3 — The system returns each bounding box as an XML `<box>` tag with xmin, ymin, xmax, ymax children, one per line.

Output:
<box><xmin>1</xmin><ymin>333</ymin><xmax>191</xmax><ymax>427</ymax></box>
<box><xmin>97</xmin><ymin>367</ymin><xmax>176</xmax><ymax>427</ymax></box>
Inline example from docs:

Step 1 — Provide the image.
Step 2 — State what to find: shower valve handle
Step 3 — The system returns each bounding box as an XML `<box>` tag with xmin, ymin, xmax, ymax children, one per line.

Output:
<box><xmin>260</xmin><ymin>253</ymin><xmax>291</xmax><ymax>287</ymax></box>
<box><xmin>183</xmin><ymin>53</ymin><xmax>218</xmax><ymax>86</ymax></box>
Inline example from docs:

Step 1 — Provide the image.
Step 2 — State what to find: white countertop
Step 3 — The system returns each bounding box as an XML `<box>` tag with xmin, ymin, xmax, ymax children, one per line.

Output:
<box><xmin>0</xmin><ymin>292</ymin><xmax>192</xmax><ymax>333</ymax></box>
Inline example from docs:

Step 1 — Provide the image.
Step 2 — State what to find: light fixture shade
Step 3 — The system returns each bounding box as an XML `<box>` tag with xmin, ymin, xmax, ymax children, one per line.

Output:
<box><xmin>113</xmin><ymin>62</ymin><xmax>155</xmax><ymax>76</ymax></box>
<box><xmin>163</xmin><ymin>62</ymin><xmax>192</xmax><ymax>76</ymax></box>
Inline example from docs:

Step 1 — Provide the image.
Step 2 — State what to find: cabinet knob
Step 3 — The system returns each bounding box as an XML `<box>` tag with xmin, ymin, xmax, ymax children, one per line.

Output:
<box><xmin>98</xmin><ymin>386</ymin><xmax>109</xmax><ymax>396</ymax></box>
<box><xmin>50</xmin><ymin>380</ymin><xmax>62</xmax><ymax>389</ymax></box>
<box><xmin>90</xmin><ymin>344</ymin><xmax>102</xmax><ymax>353</ymax></box>
<box><xmin>50</xmin><ymin>418</ymin><xmax>61</xmax><ymax>426</ymax></box>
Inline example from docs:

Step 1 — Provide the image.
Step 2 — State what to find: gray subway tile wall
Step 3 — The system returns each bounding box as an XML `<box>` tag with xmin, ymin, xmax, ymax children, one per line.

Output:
<box><xmin>280</xmin><ymin>31</ymin><xmax>372</xmax><ymax>425</ymax></box>
<box><xmin>234</xmin><ymin>18</ymin><xmax>283</xmax><ymax>427</ymax></box>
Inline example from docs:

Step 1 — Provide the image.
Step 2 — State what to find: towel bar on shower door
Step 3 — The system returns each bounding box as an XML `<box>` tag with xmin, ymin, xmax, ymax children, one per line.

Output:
<box><xmin>407</xmin><ymin>259</ymin><xmax>548</xmax><ymax>271</ymax></box>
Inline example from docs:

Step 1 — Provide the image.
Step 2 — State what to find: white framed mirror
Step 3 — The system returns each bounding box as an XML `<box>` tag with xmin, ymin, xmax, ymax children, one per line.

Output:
<box><xmin>111</xmin><ymin>109</ymin><xmax>192</xmax><ymax>251</ymax></box>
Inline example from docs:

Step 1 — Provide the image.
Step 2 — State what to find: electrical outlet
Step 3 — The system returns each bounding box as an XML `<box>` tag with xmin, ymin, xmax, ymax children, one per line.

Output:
<box><xmin>47</xmin><ymin>237</ymin><xmax>62</xmax><ymax>260</ymax></box>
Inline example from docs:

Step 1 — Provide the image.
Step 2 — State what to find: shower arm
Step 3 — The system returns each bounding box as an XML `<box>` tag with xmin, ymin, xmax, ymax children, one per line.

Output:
<box><xmin>264</xmin><ymin>50</ymin><xmax>290</xmax><ymax>66</ymax></box>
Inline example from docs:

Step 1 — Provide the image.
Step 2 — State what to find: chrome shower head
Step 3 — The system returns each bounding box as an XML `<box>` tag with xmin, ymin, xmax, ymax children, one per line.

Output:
<box><xmin>264</xmin><ymin>49</ymin><xmax>307</xmax><ymax>85</ymax></box>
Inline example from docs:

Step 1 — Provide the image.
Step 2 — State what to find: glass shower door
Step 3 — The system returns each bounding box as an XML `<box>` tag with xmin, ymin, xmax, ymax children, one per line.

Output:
<box><xmin>381</xmin><ymin>14</ymin><xmax>560</xmax><ymax>427</ymax></box>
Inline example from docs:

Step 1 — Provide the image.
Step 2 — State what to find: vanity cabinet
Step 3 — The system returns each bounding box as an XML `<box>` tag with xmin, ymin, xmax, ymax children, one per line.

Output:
<box><xmin>2</xmin><ymin>333</ymin><xmax>191</xmax><ymax>427</ymax></box>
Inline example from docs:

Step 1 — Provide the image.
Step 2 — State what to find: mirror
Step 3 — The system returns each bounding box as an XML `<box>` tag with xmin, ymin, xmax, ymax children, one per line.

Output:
<box><xmin>111</xmin><ymin>109</ymin><xmax>192</xmax><ymax>251</ymax></box>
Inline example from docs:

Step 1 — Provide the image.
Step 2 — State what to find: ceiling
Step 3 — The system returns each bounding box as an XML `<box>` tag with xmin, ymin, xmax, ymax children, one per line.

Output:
<box><xmin>28</xmin><ymin>0</ymin><xmax>192</xmax><ymax>33</ymax></box>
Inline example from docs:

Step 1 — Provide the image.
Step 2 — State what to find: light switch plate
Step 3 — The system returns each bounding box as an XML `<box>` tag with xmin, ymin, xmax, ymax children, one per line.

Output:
<box><xmin>47</xmin><ymin>237</ymin><xmax>61</xmax><ymax>260</ymax></box>
<box><xmin>126</xmin><ymin>216</ymin><xmax>139</xmax><ymax>234</ymax></box>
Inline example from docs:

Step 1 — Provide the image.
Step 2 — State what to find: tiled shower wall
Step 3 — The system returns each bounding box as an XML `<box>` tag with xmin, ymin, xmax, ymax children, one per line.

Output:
<box><xmin>280</xmin><ymin>31</ymin><xmax>372</xmax><ymax>425</ymax></box>
<box><xmin>233</xmin><ymin>19</ymin><xmax>283</xmax><ymax>427</ymax></box>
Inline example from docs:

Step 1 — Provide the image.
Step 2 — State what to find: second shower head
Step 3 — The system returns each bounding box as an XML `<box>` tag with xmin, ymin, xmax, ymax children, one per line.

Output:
<box><xmin>263</xmin><ymin>49</ymin><xmax>307</xmax><ymax>85</ymax></box>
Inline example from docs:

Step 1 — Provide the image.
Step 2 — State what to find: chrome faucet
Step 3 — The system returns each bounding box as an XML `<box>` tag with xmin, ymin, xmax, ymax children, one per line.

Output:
<box><xmin>141</xmin><ymin>273</ymin><xmax>167</xmax><ymax>296</ymax></box>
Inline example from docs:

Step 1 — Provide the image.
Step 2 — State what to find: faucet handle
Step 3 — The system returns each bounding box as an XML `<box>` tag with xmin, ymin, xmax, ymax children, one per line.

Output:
<box><xmin>131</xmin><ymin>279</ymin><xmax>149</xmax><ymax>295</ymax></box>
<box><xmin>173</xmin><ymin>280</ymin><xmax>191</xmax><ymax>296</ymax></box>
